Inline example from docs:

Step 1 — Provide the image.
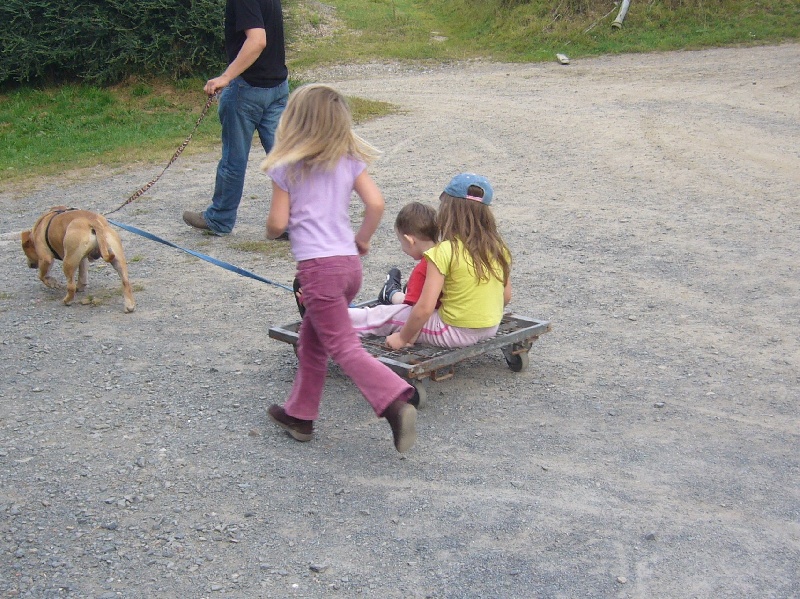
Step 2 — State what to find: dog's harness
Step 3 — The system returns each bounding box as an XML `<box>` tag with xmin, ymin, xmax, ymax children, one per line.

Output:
<box><xmin>44</xmin><ymin>208</ymin><xmax>78</xmax><ymax>261</ymax></box>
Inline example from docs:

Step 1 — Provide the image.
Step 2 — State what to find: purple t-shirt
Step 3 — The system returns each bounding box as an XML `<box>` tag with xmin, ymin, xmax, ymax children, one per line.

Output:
<box><xmin>269</xmin><ymin>156</ymin><xmax>366</xmax><ymax>262</ymax></box>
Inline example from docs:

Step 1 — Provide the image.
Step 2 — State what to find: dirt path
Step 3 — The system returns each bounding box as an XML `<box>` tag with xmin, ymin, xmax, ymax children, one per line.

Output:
<box><xmin>1</xmin><ymin>43</ymin><xmax>798</xmax><ymax>598</ymax></box>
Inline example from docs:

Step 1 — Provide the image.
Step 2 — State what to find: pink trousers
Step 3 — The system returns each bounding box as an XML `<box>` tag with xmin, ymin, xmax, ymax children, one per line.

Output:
<box><xmin>349</xmin><ymin>304</ymin><xmax>499</xmax><ymax>348</ymax></box>
<box><xmin>283</xmin><ymin>256</ymin><xmax>414</xmax><ymax>421</ymax></box>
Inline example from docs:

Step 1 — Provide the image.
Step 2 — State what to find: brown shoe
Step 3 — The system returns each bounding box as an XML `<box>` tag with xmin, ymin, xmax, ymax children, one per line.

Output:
<box><xmin>382</xmin><ymin>399</ymin><xmax>417</xmax><ymax>453</ymax></box>
<box><xmin>182</xmin><ymin>210</ymin><xmax>210</xmax><ymax>231</ymax></box>
<box><xmin>268</xmin><ymin>404</ymin><xmax>313</xmax><ymax>442</ymax></box>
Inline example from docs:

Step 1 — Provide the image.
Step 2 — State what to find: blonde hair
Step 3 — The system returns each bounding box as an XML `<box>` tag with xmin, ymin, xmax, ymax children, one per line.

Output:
<box><xmin>437</xmin><ymin>189</ymin><xmax>511</xmax><ymax>284</ymax></box>
<box><xmin>260</xmin><ymin>84</ymin><xmax>380</xmax><ymax>177</ymax></box>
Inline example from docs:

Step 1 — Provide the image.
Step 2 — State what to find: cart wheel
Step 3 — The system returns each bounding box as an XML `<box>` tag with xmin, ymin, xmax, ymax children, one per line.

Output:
<box><xmin>505</xmin><ymin>350</ymin><xmax>529</xmax><ymax>373</ymax></box>
<box><xmin>411</xmin><ymin>380</ymin><xmax>428</xmax><ymax>409</ymax></box>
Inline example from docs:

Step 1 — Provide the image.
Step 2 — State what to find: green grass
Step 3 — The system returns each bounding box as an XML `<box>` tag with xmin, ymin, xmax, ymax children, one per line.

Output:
<box><xmin>0</xmin><ymin>76</ymin><xmax>395</xmax><ymax>187</ymax></box>
<box><xmin>295</xmin><ymin>0</ymin><xmax>799</xmax><ymax>65</ymax></box>
<box><xmin>1</xmin><ymin>0</ymin><xmax>797</xmax><ymax>186</ymax></box>
<box><xmin>287</xmin><ymin>0</ymin><xmax>449</xmax><ymax>69</ymax></box>
<box><xmin>0</xmin><ymin>79</ymin><xmax>222</xmax><ymax>184</ymax></box>
<box><xmin>229</xmin><ymin>240</ymin><xmax>293</xmax><ymax>258</ymax></box>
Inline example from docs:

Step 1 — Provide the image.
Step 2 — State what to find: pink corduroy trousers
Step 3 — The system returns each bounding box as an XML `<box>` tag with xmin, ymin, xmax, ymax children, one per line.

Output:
<box><xmin>283</xmin><ymin>255</ymin><xmax>414</xmax><ymax>421</ymax></box>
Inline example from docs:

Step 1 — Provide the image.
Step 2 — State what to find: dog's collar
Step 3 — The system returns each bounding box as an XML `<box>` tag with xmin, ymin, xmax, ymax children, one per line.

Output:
<box><xmin>44</xmin><ymin>208</ymin><xmax>78</xmax><ymax>261</ymax></box>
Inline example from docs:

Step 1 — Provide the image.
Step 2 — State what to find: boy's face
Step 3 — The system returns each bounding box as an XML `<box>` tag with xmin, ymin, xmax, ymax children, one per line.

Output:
<box><xmin>396</xmin><ymin>230</ymin><xmax>424</xmax><ymax>260</ymax></box>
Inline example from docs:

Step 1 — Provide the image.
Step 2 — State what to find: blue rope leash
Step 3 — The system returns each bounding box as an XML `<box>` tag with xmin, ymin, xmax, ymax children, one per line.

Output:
<box><xmin>107</xmin><ymin>219</ymin><xmax>293</xmax><ymax>292</ymax></box>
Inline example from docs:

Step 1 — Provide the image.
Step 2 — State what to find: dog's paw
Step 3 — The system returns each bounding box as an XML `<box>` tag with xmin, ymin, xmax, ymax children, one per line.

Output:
<box><xmin>42</xmin><ymin>277</ymin><xmax>61</xmax><ymax>289</ymax></box>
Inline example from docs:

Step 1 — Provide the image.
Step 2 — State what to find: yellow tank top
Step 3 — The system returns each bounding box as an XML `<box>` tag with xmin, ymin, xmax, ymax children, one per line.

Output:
<box><xmin>425</xmin><ymin>239</ymin><xmax>507</xmax><ymax>328</ymax></box>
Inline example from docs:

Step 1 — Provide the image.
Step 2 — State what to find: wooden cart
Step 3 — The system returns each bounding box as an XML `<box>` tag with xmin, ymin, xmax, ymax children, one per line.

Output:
<box><xmin>268</xmin><ymin>303</ymin><xmax>551</xmax><ymax>408</ymax></box>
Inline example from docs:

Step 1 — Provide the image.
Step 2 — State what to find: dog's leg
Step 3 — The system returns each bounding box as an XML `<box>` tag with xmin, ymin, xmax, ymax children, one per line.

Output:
<box><xmin>61</xmin><ymin>252</ymin><xmax>81</xmax><ymax>305</ymax></box>
<box><xmin>37</xmin><ymin>255</ymin><xmax>59</xmax><ymax>289</ymax></box>
<box><xmin>61</xmin><ymin>227</ymin><xmax>93</xmax><ymax>305</ymax></box>
<box><xmin>77</xmin><ymin>257</ymin><xmax>89</xmax><ymax>291</ymax></box>
<box><xmin>110</xmin><ymin>255</ymin><xmax>136</xmax><ymax>313</ymax></box>
<box><xmin>103</xmin><ymin>235</ymin><xmax>135</xmax><ymax>313</ymax></box>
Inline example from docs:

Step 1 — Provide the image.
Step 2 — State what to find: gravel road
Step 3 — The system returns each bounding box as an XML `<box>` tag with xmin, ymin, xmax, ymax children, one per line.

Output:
<box><xmin>1</xmin><ymin>43</ymin><xmax>798</xmax><ymax>598</ymax></box>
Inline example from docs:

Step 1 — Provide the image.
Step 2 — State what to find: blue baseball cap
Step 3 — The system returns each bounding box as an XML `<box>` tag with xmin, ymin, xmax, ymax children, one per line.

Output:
<box><xmin>442</xmin><ymin>173</ymin><xmax>494</xmax><ymax>205</ymax></box>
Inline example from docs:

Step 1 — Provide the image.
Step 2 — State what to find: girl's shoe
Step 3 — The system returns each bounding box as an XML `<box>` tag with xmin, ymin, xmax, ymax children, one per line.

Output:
<box><xmin>293</xmin><ymin>277</ymin><xmax>305</xmax><ymax>318</ymax></box>
<box><xmin>382</xmin><ymin>399</ymin><xmax>417</xmax><ymax>453</ymax></box>
<box><xmin>268</xmin><ymin>405</ymin><xmax>313</xmax><ymax>442</ymax></box>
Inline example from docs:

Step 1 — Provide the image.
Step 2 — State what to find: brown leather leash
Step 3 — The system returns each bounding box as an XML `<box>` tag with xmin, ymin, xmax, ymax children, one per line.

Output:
<box><xmin>104</xmin><ymin>93</ymin><xmax>216</xmax><ymax>216</ymax></box>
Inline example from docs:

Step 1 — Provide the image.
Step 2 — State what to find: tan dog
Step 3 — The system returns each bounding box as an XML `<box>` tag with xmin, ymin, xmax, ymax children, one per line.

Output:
<box><xmin>21</xmin><ymin>206</ymin><xmax>136</xmax><ymax>313</ymax></box>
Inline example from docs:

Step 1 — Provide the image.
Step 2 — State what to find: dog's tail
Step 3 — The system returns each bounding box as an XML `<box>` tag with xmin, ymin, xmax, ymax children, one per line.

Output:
<box><xmin>90</xmin><ymin>216</ymin><xmax>116</xmax><ymax>263</ymax></box>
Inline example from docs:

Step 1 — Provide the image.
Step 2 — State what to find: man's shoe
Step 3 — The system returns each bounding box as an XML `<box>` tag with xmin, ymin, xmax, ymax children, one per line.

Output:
<box><xmin>377</xmin><ymin>267</ymin><xmax>402</xmax><ymax>305</ymax></box>
<box><xmin>268</xmin><ymin>405</ymin><xmax>313</xmax><ymax>442</ymax></box>
<box><xmin>382</xmin><ymin>399</ymin><xmax>417</xmax><ymax>453</ymax></box>
<box><xmin>182</xmin><ymin>210</ymin><xmax>210</xmax><ymax>231</ymax></box>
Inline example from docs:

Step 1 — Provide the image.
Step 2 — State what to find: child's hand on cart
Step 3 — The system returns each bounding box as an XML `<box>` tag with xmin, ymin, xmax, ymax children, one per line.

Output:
<box><xmin>386</xmin><ymin>331</ymin><xmax>413</xmax><ymax>350</ymax></box>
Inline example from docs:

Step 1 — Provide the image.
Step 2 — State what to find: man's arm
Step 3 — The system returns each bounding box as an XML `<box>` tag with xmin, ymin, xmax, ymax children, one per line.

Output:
<box><xmin>204</xmin><ymin>28</ymin><xmax>267</xmax><ymax>95</ymax></box>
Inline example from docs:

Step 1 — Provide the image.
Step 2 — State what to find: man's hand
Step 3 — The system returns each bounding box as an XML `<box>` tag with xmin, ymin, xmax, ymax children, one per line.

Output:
<box><xmin>203</xmin><ymin>27</ymin><xmax>266</xmax><ymax>96</ymax></box>
<box><xmin>204</xmin><ymin>75</ymin><xmax>231</xmax><ymax>96</ymax></box>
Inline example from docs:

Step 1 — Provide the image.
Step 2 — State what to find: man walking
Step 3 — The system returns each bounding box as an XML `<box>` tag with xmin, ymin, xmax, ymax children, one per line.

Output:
<box><xmin>183</xmin><ymin>0</ymin><xmax>288</xmax><ymax>236</ymax></box>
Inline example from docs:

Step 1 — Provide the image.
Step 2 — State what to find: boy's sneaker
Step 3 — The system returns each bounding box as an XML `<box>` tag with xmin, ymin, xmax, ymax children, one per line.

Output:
<box><xmin>378</xmin><ymin>267</ymin><xmax>402</xmax><ymax>305</ymax></box>
<box><xmin>268</xmin><ymin>405</ymin><xmax>313</xmax><ymax>442</ymax></box>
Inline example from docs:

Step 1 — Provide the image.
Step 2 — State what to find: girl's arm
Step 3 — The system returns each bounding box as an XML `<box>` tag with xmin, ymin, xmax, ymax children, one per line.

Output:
<box><xmin>266</xmin><ymin>182</ymin><xmax>290</xmax><ymax>239</ymax></box>
<box><xmin>386</xmin><ymin>262</ymin><xmax>444</xmax><ymax>350</ymax></box>
<box><xmin>353</xmin><ymin>171</ymin><xmax>384</xmax><ymax>256</ymax></box>
<box><xmin>503</xmin><ymin>276</ymin><xmax>512</xmax><ymax>306</ymax></box>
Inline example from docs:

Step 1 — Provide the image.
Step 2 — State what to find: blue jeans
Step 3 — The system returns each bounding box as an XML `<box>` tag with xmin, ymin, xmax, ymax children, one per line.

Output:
<box><xmin>203</xmin><ymin>78</ymin><xmax>289</xmax><ymax>234</ymax></box>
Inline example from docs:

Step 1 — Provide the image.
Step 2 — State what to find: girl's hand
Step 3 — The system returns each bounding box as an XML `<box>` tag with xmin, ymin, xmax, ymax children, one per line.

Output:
<box><xmin>386</xmin><ymin>332</ymin><xmax>411</xmax><ymax>350</ymax></box>
<box><xmin>355</xmin><ymin>238</ymin><xmax>370</xmax><ymax>256</ymax></box>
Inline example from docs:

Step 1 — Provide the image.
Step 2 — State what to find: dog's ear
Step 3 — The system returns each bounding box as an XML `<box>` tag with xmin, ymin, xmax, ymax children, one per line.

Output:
<box><xmin>21</xmin><ymin>230</ymin><xmax>38</xmax><ymax>267</ymax></box>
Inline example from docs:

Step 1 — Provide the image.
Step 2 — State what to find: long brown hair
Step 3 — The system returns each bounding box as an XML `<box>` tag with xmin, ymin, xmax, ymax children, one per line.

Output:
<box><xmin>437</xmin><ymin>188</ymin><xmax>511</xmax><ymax>284</ymax></box>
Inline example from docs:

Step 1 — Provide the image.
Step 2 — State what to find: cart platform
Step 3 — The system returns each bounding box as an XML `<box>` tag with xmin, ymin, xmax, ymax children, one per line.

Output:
<box><xmin>268</xmin><ymin>302</ymin><xmax>551</xmax><ymax>408</ymax></box>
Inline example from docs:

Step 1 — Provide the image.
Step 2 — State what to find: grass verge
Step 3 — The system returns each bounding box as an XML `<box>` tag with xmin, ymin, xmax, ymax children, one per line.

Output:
<box><xmin>1</xmin><ymin>0</ymin><xmax>797</xmax><ymax>186</ymax></box>
<box><xmin>0</xmin><ymin>77</ymin><xmax>395</xmax><ymax>188</ymax></box>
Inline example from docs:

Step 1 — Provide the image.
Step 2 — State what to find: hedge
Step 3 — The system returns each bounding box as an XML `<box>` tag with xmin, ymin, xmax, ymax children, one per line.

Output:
<box><xmin>0</xmin><ymin>0</ymin><xmax>228</xmax><ymax>87</ymax></box>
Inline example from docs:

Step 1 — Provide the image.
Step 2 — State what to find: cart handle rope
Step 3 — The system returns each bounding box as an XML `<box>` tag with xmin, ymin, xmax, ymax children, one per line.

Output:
<box><xmin>107</xmin><ymin>219</ymin><xmax>293</xmax><ymax>292</ymax></box>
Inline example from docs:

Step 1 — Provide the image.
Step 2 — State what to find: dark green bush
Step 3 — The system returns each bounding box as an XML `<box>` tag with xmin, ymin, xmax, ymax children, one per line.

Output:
<box><xmin>0</xmin><ymin>0</ymin><xmax>227</xmax><ymax>87</ymax></box>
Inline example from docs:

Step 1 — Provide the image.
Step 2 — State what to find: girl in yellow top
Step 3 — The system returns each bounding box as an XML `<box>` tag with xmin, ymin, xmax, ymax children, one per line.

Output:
<box><xmin>386</xmin><ymin>173</ymin><xmax>512</xmax><ymax>350</ymax></box>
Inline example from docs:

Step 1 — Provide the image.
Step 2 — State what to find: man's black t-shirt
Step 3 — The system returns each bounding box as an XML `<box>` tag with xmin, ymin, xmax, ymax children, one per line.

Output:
<box><xmin>224</xmin><ymin>0</ymin><xmax>288</xmax><ymax>88</ymax></box>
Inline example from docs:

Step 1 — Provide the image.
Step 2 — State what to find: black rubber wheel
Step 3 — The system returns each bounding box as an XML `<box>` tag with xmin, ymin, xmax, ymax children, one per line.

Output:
<box><xmin>505</xmin><ymin>351</ymin><xmax>529</xmax><ymax>373</ymax></box>
<box><xmin>411</xmin><ymin>380</ymin><xmax>428</xmax><ymax>409</ymax></box>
